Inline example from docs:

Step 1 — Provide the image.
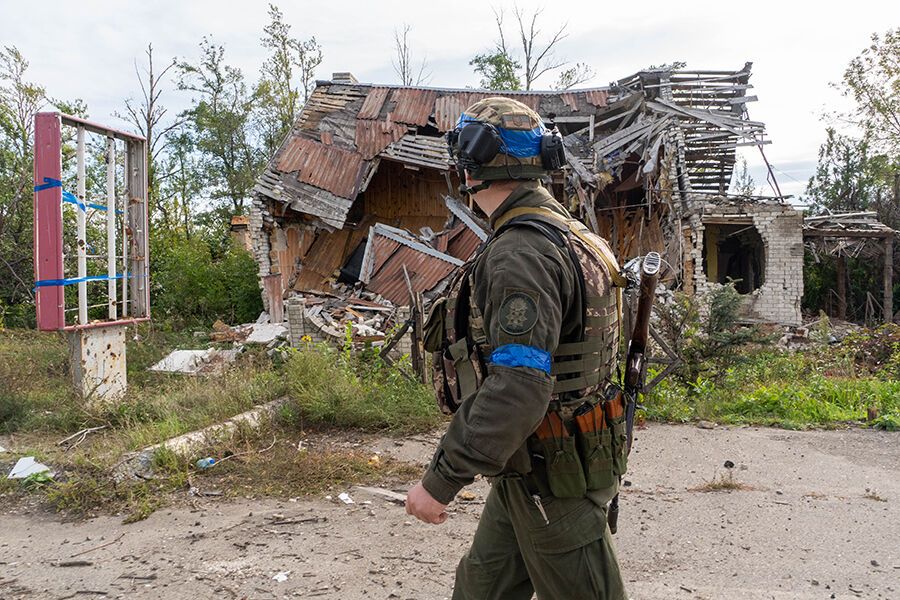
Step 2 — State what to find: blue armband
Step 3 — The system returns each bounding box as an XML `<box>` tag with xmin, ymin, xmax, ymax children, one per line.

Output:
<box><xmin>490</xmin><ymin>344</ymin><xmax>552</xmax><ymax>375</ymax></box>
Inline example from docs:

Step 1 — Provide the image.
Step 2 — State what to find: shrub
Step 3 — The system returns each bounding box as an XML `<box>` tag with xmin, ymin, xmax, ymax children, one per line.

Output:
<box><xmin>284</xmin><ymin>343</ymin><xmax>442</xmax><ymax>434</ymax></box>
<box><xmin>151</xmin><ymin>235</ymin><xmax>262</xmax><ymax>327</ymax></box>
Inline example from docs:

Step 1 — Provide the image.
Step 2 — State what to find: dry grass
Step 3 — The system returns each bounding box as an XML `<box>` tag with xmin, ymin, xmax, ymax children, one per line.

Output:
<box><xmin>863</xmin><ymin>489</ymin><xmax>887</xmax><ymax>502</ymax></box>
<box><xmin>689</xmin><ymin>471</ymin><xmax>754</xmax><ymax>493</ymax></box>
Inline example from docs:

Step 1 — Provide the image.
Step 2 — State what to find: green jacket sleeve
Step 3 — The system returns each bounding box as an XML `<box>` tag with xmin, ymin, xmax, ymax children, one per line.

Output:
<box><xmin>422</xmin><ymin>227</ymin><xmax>571</xmax><ymax>504</ymax></box>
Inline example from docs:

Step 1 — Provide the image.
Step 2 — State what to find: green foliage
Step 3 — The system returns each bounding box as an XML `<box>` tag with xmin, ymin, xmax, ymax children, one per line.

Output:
<box><xmin>255</xmin><ymin>4</ymin><xmax>322</xmax><ymax>157</ymax></box>
<box><xmin>151</xmin><ymin>236</ymin><xmax>262</xmax><ymax>328</ymax></box>
<box><xmin>644</xmin><ymin>328</ymin><xmax>900</xmax><ymax>430</ymax></box>
<box><xmin>656</xmin><ymin>282</ymin><xmax>767</xmax><ymax>384</ymax></box>
<box><xmin>470</xmin><ymin>51</ymin><xmax>522</xmax><ymax>90</ymax></box>
<box><xmin>730</xmin><ymin>157</ymin><xmax>757</xmax><ymax>196</ymax></box>
<box><xmin>837</xmin><ymin>28</ymin><xmax>900</xmax><ymax>153</ymax></box>
<box><xmin>284</xmin><ymin>343</ymin><xmax>442</xmax><ymax>434</ymax></box>
<box><xmin>177</xmin><ymin>37</ymin><xmax>263</xmax><ymax>214</ymax></box>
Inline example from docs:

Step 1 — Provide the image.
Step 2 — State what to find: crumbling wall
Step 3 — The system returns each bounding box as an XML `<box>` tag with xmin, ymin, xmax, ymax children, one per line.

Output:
<box><xmin>690</xmin><ymin>200</ymin><xmax>803</xmax><ymax>326</ymax></box>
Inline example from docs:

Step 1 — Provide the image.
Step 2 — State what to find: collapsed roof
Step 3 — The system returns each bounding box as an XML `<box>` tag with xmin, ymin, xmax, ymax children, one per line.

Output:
<box><xmin>253</xmin><ymin>63</ymin><xmax>767</xmax><ymax>231</ymax></box>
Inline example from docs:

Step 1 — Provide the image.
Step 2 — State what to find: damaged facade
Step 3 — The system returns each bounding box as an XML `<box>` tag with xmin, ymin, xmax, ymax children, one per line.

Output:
<box><xmin>250</xmin><ymin>64</ymin><xmax>808</xmax><ymax>335</ymax></box>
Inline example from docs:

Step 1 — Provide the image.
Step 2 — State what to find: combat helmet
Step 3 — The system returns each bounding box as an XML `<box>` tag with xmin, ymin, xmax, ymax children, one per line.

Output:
<box><xmin>447</xmin><ymin>96</ymin><xmax>566</xmax><ymax>192</ymax></box>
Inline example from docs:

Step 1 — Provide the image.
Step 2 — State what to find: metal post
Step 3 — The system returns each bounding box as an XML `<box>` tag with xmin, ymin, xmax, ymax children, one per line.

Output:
<box><xmin>33</xmin><ymin>113</ymin><xmax>65</xmax><ymax>331</ymax></box>
<box><xmin>885</xmin><ymin>236</ymin><xmax>893</xmax><ymax>324</ymax></box>
<box><xmin>76</xmin><ymin>127</ymin><xmax>87</xmax><ymax>325</ymax></box>
<box><xmin>106</xmin><ymin>137</ymin><xmax>117</xmax><ymax>320</ymax></box>
<box><xmin>121</xmin><ymin>144</ymin><xmax>129</xmax><ymax>317</ymax></box>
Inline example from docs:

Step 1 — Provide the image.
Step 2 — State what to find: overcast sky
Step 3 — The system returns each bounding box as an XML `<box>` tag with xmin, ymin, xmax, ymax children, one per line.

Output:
<box><xmin>2</xmin><ymin>0</ymin><xmax>898</xmax><ymax>201</ymax></box>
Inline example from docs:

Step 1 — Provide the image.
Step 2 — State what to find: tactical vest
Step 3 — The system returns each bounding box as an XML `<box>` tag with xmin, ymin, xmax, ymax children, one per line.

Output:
<box><xmin>423</xmin><ymin>205</ymin><xmax>626</xmax><ymax>415</ymax></box>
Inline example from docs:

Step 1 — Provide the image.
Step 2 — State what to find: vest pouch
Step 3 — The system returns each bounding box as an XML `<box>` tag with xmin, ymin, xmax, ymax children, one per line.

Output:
<box><xmin>604</xmin><ymin>388</ymin><xmax>629</xmax><ymax>477</ymax></box>
<box><xmin>446</xmin><ymin>338</ymin><xmax>478</xmax><ymax>400</ymax></box>
<box><xmin>422</xmin><ymin>297</ymin><xmax>447</xmax><ymax>353</ymax></box>
<box><xmin>534</xmin><ymin>413</ymin><xmax>587</xmax><ymax>499</ymax></box>
<box><xmin>573</xmin><ymin>402</ymin><xmax>616</xmax><ymax>490</ymax></box>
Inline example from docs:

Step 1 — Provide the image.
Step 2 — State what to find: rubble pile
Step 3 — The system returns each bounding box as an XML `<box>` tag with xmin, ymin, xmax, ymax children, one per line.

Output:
<box><xmin>286</xmin><ymin>291</ymin><xmax>398</xmax><ymax>346</ymax></box>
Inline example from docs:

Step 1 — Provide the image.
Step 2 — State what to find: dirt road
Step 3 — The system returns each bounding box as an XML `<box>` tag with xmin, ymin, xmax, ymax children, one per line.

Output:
<box><xmin>2</xmin><ymin>424</ymin><xmax>898</xmax><ymax>599</ymax></box>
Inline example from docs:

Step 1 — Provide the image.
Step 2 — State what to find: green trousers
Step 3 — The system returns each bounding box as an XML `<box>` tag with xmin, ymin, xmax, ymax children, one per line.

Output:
<box><xmin>452</xmin><ymin>476</ymin><xmax>627</xmax><ymax>600</ymax></box>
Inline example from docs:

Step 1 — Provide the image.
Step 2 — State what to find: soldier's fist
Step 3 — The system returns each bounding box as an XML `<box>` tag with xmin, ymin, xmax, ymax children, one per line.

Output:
<box><xmin>405</xmin><ymin>481</ymin><xmax>448</xmax><ymax>525</ymax></box>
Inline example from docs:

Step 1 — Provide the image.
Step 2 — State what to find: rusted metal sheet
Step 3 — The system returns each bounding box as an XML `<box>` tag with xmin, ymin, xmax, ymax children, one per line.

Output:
<box><xmin>585</xmin><ymin>90</ymin><xmax>609</xmax><ymax>108</ymax></box>
<box><xmin>293</xmin><ymin>228</ymin><xmax>353</xmax><ymax>292</ymax></box>
<box><xmin>276</xmin><ymin>136</ymin><xmax>364</xmax><ymax>199</ymax></box>
<box><xmin>434</xmin><ymin>94</ymin><xmax>469</xmax><ymax>131</ymax></box>
<box><xmin>560</xmin><ymin>92</ymin><xmax>580</xmax><ymax>111</ymax></box>
<box><xmin>445</xmin><ymin>223</ymin><xmax>481</xmax><ymax>261</ymax></box>
<box><xmin>387</xmin><ymin>88</ymin><xmax>438</xmax><ymax>126</ymax></box>
<box><xmin>355</xmin><ymin>119</ymin><xmax>408</xmax><ymax>160</ymax></box>
<box><xmin>358</xmin><ymin>86</ymin><xmax>391</xmax><ymax>120</ymax></box>
<box><xmin>368</xmin><ymin>245</ymin><xmax>459</xmax><ymax>305</ymax></box>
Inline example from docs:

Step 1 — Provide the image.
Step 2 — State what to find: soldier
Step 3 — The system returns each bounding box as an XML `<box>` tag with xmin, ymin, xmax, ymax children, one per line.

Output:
<box><xmin>405</xmin><ymin>97</ymin><xmax>628</xmax><ymax>599</ymax></box>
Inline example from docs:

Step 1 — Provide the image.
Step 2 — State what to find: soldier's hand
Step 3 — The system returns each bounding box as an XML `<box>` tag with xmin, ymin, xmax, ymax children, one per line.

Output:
<box><xmin>405</xmin><ymin>481</ymin><xmax>448</xmax><ymax>525</ymax></box>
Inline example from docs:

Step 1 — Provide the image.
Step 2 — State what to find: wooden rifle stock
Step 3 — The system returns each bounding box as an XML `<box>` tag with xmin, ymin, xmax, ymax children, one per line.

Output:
<box><xmin>609</xmin><ymin>252</ymin><xmax>660</xmax><ymax>535</ymax></box>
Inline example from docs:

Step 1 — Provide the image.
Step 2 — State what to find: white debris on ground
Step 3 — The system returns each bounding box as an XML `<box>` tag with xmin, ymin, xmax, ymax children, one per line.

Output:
<box><xmin>148</xmin><ymin>348</ymin><xmax>242</xmax><ymax>375</ymax></box>
<box><xmin>7</xmin><ymin>456</ymin><xmax>51</xmax><ymax>479</ymax></box>
<box><xmin>337</xmin><ymin>492</ymin><xmax>354</xmax><ymax>505</ymax></box>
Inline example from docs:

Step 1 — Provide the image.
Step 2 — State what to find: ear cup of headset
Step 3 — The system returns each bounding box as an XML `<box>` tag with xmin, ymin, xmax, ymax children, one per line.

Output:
<box><xmin>457</xmin><ymin>122</ymin><xmax>502</xmax><ymax>167</ymax></box>
<box><xmin>540</xmin><ymin>131</ymin><xmax>566</xmax><ymax>170</ymax></box>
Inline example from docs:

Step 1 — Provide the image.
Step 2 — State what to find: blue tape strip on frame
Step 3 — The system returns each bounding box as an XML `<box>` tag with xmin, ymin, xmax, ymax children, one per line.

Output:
<box><xmin>34</xmin><ymin>177</ymin><xmax>123</xmax><ymax>214</ymax></box>
<box><xmin>490</xmin><ymin>344</ymin><xmax>552</xmax><ymax>374</ymax></box>
<box><xmin>34</xmin><ymin>273</ymin><xmax>141</xmax><ymax>291</ymax></box>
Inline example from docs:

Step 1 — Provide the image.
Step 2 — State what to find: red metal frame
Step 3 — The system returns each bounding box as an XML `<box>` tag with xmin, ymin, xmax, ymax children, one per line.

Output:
<box><xmin>33</xmin><ymin>112</ymin><xmax>65</xmax><ymax>331</ymax></box>
<box><xmin>33</xmin><ymin>112</ymin><xmax>151</xmax><ymax>331</ymax></box>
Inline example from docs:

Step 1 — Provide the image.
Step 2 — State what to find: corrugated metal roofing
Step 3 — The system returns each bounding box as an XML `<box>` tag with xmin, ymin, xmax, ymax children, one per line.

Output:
<box><xmin>355</xmin><ymin>119</ymin><xmax>408</xmax><ymax>160</ymax></box>
<box><xmin>277</xmin><ymin>136</ymin><xmax>365</xmax><ymax>199</ymax></box>
<box><xmin>357</xmin><ymin>86</ymin><xmax>391</xmax><ymax>120</ymax></box>
<box><xmin>387</xmin><ymin>88</ymin><xmax>438</xmax><ymax>127</ymax></box>
<box><xmin>367</xmin><ymin>242</ymin><xmax>460</xmax><ymax>305</ymax></box>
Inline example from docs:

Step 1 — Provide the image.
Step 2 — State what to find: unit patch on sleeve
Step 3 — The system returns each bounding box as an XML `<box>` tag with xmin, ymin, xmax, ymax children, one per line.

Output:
<box><xmin>498</xmin><ymin>291</ymin><xmax>539</xmax><ymax>336</ymax></box>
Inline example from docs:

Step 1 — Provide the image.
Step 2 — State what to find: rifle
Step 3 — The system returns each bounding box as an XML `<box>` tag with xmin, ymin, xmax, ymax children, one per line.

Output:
<box><xmin>607</xmin><ymin>251</ymin><xmax>661</xmax><ymax>534</ymax></box>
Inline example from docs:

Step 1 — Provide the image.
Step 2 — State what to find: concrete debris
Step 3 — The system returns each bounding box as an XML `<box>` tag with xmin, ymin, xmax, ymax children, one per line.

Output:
<box><xmin>244</xmin><ymin>323</ymin><xmax>288</xmax><ymax>344</ymax></box>
<box><xmin>338</xmin><ymin>492</ymin><xmax>355</xmax><ymax>505</ymax></box>
<box><xmin>272</xmin><ymin>571</ymin><xmax>290</xmax><ymax>583</ymax></box>
<box><xmin>8</xmin><ymin>457</ymin><xmax>51</xmax><ymax>479</ymax></box>
<box><xmin>286</xmin><ymin>292</ymin><xmax>398</xmax><ymax>347</ymax></box>
<box><xmin>256</xmin><ymin>311</ymin><xmax>270</xmax><ymax>324</ymax></box>
<box><xmin>0</xmin><ymin>445</ymin><xmax>6</xmax><ymax>453</ymax></box>
<box><xmin>149</xmin><ymin>348</ymin><xmax>241</xmax><ymax>375</ymax></box>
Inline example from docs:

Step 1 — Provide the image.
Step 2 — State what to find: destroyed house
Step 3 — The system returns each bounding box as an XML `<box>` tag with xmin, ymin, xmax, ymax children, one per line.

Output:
<box><xmin>249</xmin><ymin>64</ymin><xmax>807</xmax><ymax>329</ymax></box>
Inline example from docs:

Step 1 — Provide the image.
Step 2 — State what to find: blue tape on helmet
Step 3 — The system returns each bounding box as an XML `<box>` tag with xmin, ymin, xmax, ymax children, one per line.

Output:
<box><xmin>457</xmin><ymin>114</ymin><xmax>545</xmax><ymax>158</ymax></box>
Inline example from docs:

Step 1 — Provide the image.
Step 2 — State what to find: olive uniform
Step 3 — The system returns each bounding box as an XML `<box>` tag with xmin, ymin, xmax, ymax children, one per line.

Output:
<box><xmin>422</xmin><ymin>180</ymin><xmax>628</xmax><ymax>600</ymax></box>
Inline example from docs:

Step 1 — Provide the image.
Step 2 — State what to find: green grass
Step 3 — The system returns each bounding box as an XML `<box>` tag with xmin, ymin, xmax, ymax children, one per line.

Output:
<box><xmin>644</xmin><ymin>350</ymin><xmax>900</xmax><ymax>430</ymax></box>
<box><xmin>283</xmin><ymin>342</ymin><xmax>444</xmax><ymax>434</ymax></box>
<box><xmin>0</xmin><ymin>326</ymin><xmax>437</xmax><ymax>522</ymax></box>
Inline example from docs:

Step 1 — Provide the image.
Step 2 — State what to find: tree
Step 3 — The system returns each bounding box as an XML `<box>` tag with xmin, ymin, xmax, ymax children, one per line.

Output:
<box><xmin>392</xmin><ymin>24</ymin><xmax>430</xmax><ymax>86</ymax></box>
<box><xmin>177</xmin><ymin>37</ymin><xmax>263</xmax><ymax>215</ymax></box>
<box><xmin>0</xmin><ymin>47</ymin><xmax>45</xmax><ymax>318</ymax></box>
<box><xmin>471</xmin><ymin>6</ymin><xmax>589</xmax><ymax>91</ymax></box>
<box><xmin>255</xmin><ymin>4</ymin><xmax>323</xmax><ymax>157</ymax></box>
<box><xmin>730</xmin><ymin>157</ymin><xmax>757</xmax><ymax>197</ymax></box>
<box><xmin>837</xmin><ymin>28</ymin><xmax>899</xmax><ymax>153</ymax></box>
<box><xmin>117</xmin><ymin>44</ymin><xmax>182</xmax><ymax>223</ymax></box>
<box><xmin>807</xmin><ymin>128</ymin><xmax>885</xmax><ymax>213</ymax></box>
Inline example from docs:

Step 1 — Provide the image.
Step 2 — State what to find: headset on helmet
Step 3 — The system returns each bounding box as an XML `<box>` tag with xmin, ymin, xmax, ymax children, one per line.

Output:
<box><xmin>447</xmin><ymin>99</ymin><xmax>567</xmax><ymax>195</ymax></box>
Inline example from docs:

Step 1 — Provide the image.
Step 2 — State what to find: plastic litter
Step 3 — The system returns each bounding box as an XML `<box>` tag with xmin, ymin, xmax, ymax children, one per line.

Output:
<box><xmin>338</xmin><ymin>492</ymin><xmax>354</xmax><ymax>504</ymax></box>
<box><xmin>195</xmin><ymin>457</ymin><xmax>217</xmax><ymax>469</ymax></box>
<box><xmin>8</xmin><ymin>457</ymin><xmax>51</xmax><ymax>479</ymax></box>
<box><xmin>272</xmin><ymin>571</ymin><xmax>290</xmax><ymax>582</ymax></box>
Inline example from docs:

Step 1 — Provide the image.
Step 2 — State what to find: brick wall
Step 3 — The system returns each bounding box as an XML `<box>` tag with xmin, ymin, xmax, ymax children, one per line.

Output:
<box><xmin>690</xmin><ymin>200</ymin><xmax>804</xmax><ymax>326</ymax></box>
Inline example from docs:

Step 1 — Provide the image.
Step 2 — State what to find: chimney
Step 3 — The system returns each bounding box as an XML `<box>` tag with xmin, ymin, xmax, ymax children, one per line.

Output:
<box><xmin>332</xmin><ymin>72</ymin><xmax>359</xmax><ymax>85</ymax></box>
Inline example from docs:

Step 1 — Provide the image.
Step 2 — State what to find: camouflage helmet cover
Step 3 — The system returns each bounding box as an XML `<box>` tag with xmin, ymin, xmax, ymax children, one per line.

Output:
<box><xmin>450</xmin><ymin>96</ymin><xmax>549</xmax><ymax>181</ymax></box>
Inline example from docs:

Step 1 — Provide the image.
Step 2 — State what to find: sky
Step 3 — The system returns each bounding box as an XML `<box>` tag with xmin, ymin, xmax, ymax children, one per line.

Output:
<box><xmin>2</xmin><ymin>0</ymin><xmax>898</xmax><ymax>201</ymax></box>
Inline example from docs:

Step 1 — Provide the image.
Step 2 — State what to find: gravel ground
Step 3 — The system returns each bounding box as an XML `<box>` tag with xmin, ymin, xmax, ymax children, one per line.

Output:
<box><xmin>1</xmin><ymin>424</ymin><xmax>898</xmax><ymax>599</ymax></box>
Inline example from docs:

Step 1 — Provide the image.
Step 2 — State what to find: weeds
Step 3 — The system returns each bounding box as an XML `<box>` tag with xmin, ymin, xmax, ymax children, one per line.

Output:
<box><xmin>690</xmin><ymin>471</ymin><xmax>753</xmax><ymax>493</ymax></box>
<box><xmin>283</xmin><ymin>342</ymin><xmax>443</xmax><ymax>434</ymax></box>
